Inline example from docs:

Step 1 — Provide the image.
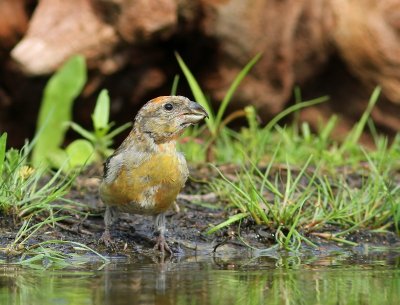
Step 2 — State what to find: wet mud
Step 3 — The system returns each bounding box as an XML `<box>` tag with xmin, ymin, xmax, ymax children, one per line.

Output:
<box><xmin>0</xmin><ymin>165</ymin><xmax>399</xmax><ymax>262</ymax></box>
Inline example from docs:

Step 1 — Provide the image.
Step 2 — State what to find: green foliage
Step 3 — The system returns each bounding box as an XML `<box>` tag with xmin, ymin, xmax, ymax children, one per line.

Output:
<box><xmin>32</xmin><ymin>56</ymin><xmax>87</xmax><ymax>167</ymax></box>
<box><xmin>215</xmin><ymin>53</ymin><xmax>262</xmax><ymax>131</ymax></box>
<box><xmin>174</xmin><ymin>55</ymin><xmax>399</xmax><ymax>250</ymax></box>
<box><xmin>176</xmin><ymin>53</ymin><xmax>328</xmax><ymax>163</ymax></box>
<box><xmin>1</xmin><ymin>216</ymin><xmax>108</xmax><ymax>268</ymax></box>
<box><xmin>340</xmin><ymin>86</ymin><xmax>381</xmax><ymax>153</ymax></box>
<box><xmin>31</xmin><ymin>57</ymin><xmax>130</xmax><ymax>170</ymax></box>
<box><xmin>176</xmin><ymin>52</ymin><xmax>261</xmax><ymax>138</ymax></box>
<box><xmin>0</xmin><ymin>133</ymin><xmax>106</xmax><ymax>267</ymax></box>
<box><xmin>92</xmin><ymin>89</ymin><xmax>110</xmax><ymax>131</ymax></box>
<box><xmin>170</xmin><ymin>74</ymin><xmax>180</xmax><ymax>95</ymax></box>
<box><xmin>176</xmin><ymin>53</ymin><xmax>215</xmax><ymax>131</ymax></box>
<box><xmin>0</xmin><ymin>137</ymin><xmax>74</xmax><ymax>218</ymax></box>
<box><xmin>179</xmin><ymin>95</ymin><xmax>328</xmax><ymax>164</ymax></box>
<box><xmin>67</xmin><ymin>89</ymin><xmax>131</xmax><ymax>168</ymax></box>
<box><xmin>205</xmin><ymin>88</ymin><xmax>400</xmax><ymax>250</ymax></box>
<box><xmin>65</xmin><ymin>139</ymin><xmax>96</xmax><ymax>168</ymax></box>
<box><xmin>0</xmin><ymin>132</ymin><xmax>6</xmax><ymax>176</ymax></box>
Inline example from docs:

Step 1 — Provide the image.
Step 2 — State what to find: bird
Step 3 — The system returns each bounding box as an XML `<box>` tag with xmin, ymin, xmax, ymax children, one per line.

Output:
<box><xmin>99</xmin><ymin>95</ymin><xmax>208</xmax><ymax>253</ymax></box>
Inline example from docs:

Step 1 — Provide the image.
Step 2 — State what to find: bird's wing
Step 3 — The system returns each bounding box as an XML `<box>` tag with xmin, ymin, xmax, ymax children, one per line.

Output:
<box><xmin>103</xmin><ymin>148</ymin><xmax>150</xmax><ymax>184</ymax></box>
<box><xmin>177</xmin><ymin>152</ymin><xmax>189</xmax><ymax>185</ymax></box>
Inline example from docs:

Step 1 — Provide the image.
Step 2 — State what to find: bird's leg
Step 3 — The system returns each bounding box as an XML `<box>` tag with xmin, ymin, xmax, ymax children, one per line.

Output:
<box><xmin>172</xmin><ymin>201</ymin><xmax>180</xmax><ymax>213</ymax></box>
<box><xmin>100</xmin><ymin>206</ymin><xmax>117</xmax><ymax>248</ymax></box>
<box><xmin>153</xmin><ymin>213</ymin><xmax>172</xmax><ymax>254</ymax></box>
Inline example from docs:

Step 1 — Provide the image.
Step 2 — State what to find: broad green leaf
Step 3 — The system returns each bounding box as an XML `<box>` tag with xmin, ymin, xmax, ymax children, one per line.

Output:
<box><xmin>65</xmin><ymin>139</ymin><xmax>95</xmax><ymax>168</ymax></box>
<box><xmin>46</xmin><ymin>148</ymin><xmax>69</xmax><ymax>170</ymax></box>
<box><xmin>92</xmin><ymin>89</ymin><xmax>110</xmax><ymax>131</ymax></box>
<box><xmin>32</xmin><ymin>56</ymin><xmax>87</xmax><ymax>167</ymax></box>
<box><xmin>0</xmin><ymin>133</ymin><xmax>7</xmax><ymax>175</ymax></box>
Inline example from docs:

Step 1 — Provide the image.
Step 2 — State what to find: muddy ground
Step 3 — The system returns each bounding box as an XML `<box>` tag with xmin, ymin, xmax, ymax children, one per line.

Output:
<box><xmin>1</xmin><ymin>165</ymin><xmax>400</xmax><ymax>262</ymax></box>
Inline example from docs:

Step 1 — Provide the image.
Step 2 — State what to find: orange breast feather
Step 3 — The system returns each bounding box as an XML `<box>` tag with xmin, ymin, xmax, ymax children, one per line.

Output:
<box><xmin>100</xmin><ymin>153</ymin><xmax>187</xmax><ymax>214</ymax></box>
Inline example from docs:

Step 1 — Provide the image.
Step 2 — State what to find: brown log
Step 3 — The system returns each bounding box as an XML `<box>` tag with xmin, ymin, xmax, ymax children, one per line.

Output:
<box><xmin>199</xmin><ymin>0</ymin><xmax>334</xmax><ymax>116</ymax></box>
<box><xmin>331</xmin><ymin>0</ymin><xmax>400</xmax><ymax>104</ymax></box>
<box><xmin>0</xmin><ymin>0</ymin><xmax>29</xmax><ymax>52</ymax></box>
<box><xmin>4</xmin><ymin>0</ymin><xmax>400</xmax><ymax>146</ymax></box>
<box><xmin>11</xmin><ymin>0</ymin><xmax>119</xmax><ymax>75</ymax></box>
<box><xmin>95</xmin><ymin>0</ymin><xmax>178</xmax><ymax>43</ymax></box>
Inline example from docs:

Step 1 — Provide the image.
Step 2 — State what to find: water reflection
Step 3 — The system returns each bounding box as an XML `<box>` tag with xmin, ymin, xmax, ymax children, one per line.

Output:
<box><xmin>1</xmin><ymin>251</ymin><xmax>400</xmax><ymax>305</ymax></box>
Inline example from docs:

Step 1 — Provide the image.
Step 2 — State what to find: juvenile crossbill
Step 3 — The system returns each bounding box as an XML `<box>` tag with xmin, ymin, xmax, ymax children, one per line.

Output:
<box><xmin>99</xmin><ymin>96</ymin><xmax>208</xmax><ymax>253</ymax></box>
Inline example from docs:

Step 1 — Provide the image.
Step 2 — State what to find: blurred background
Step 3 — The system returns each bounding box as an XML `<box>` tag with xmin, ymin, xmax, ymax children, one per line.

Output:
<box><xmin>1</xmin><ymin>0</ymin><xmax>400</xmax><ymax>147</ymax></box>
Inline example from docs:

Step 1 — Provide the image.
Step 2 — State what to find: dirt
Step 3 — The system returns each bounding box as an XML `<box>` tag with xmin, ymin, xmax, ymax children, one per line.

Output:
<box><xmin>0</xmin><ymin>165</ymin><xmax>400</xmax><ymax>262</ymax></box>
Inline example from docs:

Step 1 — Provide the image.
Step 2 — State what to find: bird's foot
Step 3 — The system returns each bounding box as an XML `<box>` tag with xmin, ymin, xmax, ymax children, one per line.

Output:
<box><xmin>154</xmin><ymin>235</ymin><xmax>172</xmax><ymax>254</ymax></box>
<box><xmin>99</xmin><ymin>230</ymin><xmax>116</xmax><ymax>250</ymax></box>
<box><xmin>172</xmin><ymin>201</ymin><xmax>180</xmax><ymax>213</ymax></box>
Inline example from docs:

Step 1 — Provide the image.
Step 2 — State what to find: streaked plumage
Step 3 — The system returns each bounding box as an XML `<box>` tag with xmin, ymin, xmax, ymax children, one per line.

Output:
<box><xmin>99</xmin><ymin>96</ymin><xmax>208</xmax><ymax>253</ymax></box>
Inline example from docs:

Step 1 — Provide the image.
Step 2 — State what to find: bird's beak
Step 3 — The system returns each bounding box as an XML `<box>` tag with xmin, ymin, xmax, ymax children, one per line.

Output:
<box><xmin>190</xmin><ymin>101</ymin><xmax>209</xmax><ymax>118</ymax></box>
<box><xmin>182</xmin><ymin>101</ymin><xmax>209</xmax><ymax>125</ymax></box>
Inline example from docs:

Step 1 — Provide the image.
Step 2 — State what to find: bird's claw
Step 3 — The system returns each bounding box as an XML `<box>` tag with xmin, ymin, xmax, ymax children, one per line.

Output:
<box><xmin>154</xmin><ymin>235</ymin><xmax>172</xmax><ymax>254</ymax></box>
<box><xmin>99</xmin><ymin>230</ymin><xmax>116</xmax><ymax>250</ymax></box>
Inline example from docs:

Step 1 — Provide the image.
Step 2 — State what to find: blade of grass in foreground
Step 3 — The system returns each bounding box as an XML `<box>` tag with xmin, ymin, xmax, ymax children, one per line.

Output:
<box><xmin>39</xmin><ymin>240</ymin><xmax>109</xmax><ymax>263</ymax></box>
<box><xmin>207</xmin><ymin>212</ymin><xmax>249</xmax><ymax>234</ymax></box>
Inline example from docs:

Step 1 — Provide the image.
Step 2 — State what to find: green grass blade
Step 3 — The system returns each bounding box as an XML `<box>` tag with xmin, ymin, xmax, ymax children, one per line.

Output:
<box><xmin>212</xmin><ymin>165</ymin><xmax>252</xmax><ymax>200</ymax></box>
<box><xmin>40</xmin><ymin>240</ymin><xmax>109</xmax><ymax>263</ymax></box>
<box><xmin>0</xmin><ymin>133</ymin><xmax>7</xmax><ymax>176</ymax></box>
<box><xmin>171</xmin><ymin>74</ymin><xmax>180</xmax><ymax>95</ymax></box>
<box><xmin>341</xmin><ymin>86</ymin><xmax>381</xmax><ymax>151</ymax></box>
<box><xmin>175</xmin><ymin>52</ymin><xmax>215</xmax><ymax>130</ymax></box>
<box><xmin>319</xmin><ymin>115</ymin><xmax>338</xmax><ymax>142</ymax></box>
<box><xmin>18</xmin><ymin>216</ymin><xmax>68</xmax><ymax>245</ymax></box>
<box><xmin>69</xmin><ymin>122</ymin><xmax>96</xmax><ymax>142</ymax></box>
<box><xmin>264</xmin><ymin>96</ymin><xmax>329</xmax><ymax>133</ymax></box>
<box><xmin>288</xmin><ymin>155</ymin><xmax>313</xmax><ymax>194</ymax></box>
<box><xmin>214</xmin><ymin>53</ymin><xmax>262</xmax><ymax>128</ymax></box>
<box><xmin>206</xmin><ymin>212</ymin><xmax>249</xmax><ymax>234</ymax></box>
<box><xmin>104</xmin><ymin>122</ymin><xmax>132</xmax><ymax>141</ymax></box>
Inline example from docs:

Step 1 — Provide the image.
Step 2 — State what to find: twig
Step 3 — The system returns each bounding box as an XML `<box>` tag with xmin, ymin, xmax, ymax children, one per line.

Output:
<box><xmin>177</xmin><ymin>192</ymin><xmax>218</xmax><ymax>203</ymax></box>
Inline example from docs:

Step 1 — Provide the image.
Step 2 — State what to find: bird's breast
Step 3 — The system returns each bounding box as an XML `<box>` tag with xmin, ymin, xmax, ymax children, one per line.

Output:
<box><xmin>100</xmin><ymin>152</ymin><xmax>188</xmax><ymax>214</ymax></box>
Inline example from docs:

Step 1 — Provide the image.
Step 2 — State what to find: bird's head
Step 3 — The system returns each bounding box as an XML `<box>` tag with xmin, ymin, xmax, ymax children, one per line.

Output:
<box><xmin>134</xmin><ymin>96</ymin><xmax>208</xmax><ymax>144</ymax></box>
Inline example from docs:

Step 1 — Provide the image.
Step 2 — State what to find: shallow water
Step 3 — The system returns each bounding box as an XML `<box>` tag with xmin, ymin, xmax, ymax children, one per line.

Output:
<box><xmin>1</xmin><ymin>249</ymin><xmax>399</xmax><ymax>305</ymax></box>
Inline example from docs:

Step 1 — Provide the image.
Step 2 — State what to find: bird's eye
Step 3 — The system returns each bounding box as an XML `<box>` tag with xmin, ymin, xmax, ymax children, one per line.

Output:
<box><xmin>164</xmin><ymin>103</ymin><xmax>173</xmax><ymax>111</ymax></box>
